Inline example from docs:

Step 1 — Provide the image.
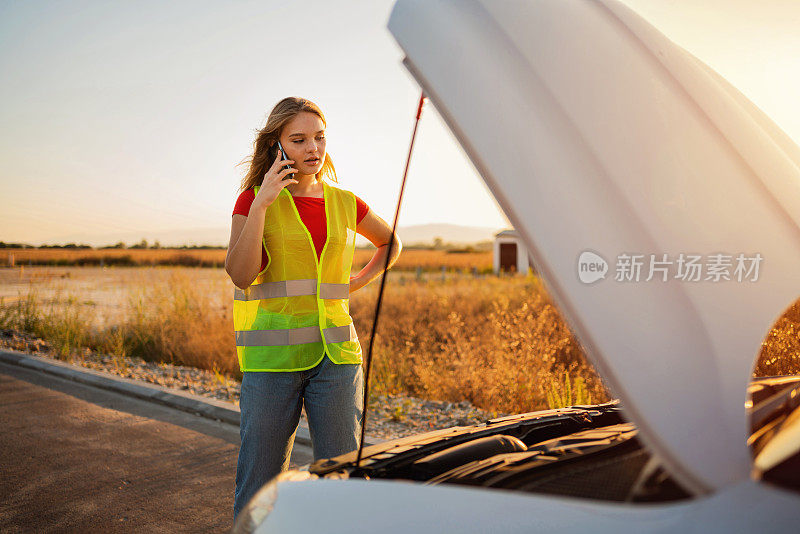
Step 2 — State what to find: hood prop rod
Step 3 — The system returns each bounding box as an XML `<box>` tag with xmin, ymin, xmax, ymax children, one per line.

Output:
<box><xmin>356</xmin><ymin>91</ymin><xmax>427</xmax><ymax>469</ymax></box>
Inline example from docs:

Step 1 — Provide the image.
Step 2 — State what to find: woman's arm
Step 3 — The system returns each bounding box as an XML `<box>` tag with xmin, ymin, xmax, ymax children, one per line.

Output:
<box><xmin>225</xmin><ymin>210</ymin><xmax>268</xmax><ymax>290</ymax></box>
<box><xmin>225</xmin><ymin>153</ymin><xmax>299</xmax><ymax>290</ymax></box>
<box><xmin>350</xmin><ymin>209</ymin><xmax>402</xmax><ymax>293</ymax></box>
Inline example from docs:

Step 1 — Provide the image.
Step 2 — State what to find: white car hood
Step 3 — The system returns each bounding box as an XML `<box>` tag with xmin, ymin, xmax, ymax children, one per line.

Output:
<box><xmin>388</xmin><ymin>0</ymin><xmax>800</xmax><ymax>494</ymax></box>
<box><xmin>255</xmin><ymin>477</ymin><xmax>800</xmax><ymax>533</ymax></box>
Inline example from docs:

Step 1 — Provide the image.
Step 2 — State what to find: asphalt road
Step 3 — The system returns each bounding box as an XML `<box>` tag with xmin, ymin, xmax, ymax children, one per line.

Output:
<box><xmin>0</xmin><ymin>361</ymin><xmax>313</xmax><ymax>533</ymax></box>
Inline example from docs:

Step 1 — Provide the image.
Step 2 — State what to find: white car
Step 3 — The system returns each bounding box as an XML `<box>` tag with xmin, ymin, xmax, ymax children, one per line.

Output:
<box><xmin>233</xmin><ymin>1</ymin><xmax>800</xmax><ymax>532</ymax></box>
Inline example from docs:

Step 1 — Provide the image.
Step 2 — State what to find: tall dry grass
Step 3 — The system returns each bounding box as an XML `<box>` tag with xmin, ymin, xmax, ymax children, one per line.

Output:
<box><xmin>121</xmin><ymin>271</ymin><xmax>237</xmax><ymax>375</ymax></box>
<box><xmin>3</xmin><ymin>267</ymin><xmax>799</xmax><ymax>414</ymax></box>
<box><xmin>1</xmin><ymin>268</ymin><xmax>599</xmax><ymax>412</ymax></box>
<box><xmin>0</xmin><ymin>290</ymin><xmax>95</xmax><ymax>358</ymax></box>
<box><xmin>349</xmin><ymin>275</ymin><xmax>609</xmax><ymax>413</ymax></box>
<box><xmin>0</xmin><ymin>271</ymin><xmax>237</xmax><ymax>374</ymax></box>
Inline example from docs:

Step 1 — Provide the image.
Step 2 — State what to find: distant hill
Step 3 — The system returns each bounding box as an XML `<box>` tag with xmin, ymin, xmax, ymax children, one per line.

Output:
<box><xmin>35</xmin><ymin>223</ymin><xmax>508</xmax><ymax>248</ymax></box>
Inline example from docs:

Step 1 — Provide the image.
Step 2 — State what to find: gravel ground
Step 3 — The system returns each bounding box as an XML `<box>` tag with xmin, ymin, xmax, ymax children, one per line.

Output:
<box><xmin>0</xmin><ymin>329</ymin><xmax>509</xmax><ymax>440</ymax></box>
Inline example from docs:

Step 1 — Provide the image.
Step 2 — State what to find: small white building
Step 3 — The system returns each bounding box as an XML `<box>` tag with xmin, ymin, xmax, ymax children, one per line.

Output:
<box><xmin>493</xmin><ymin>229</ymin><xmax>534</xmax><ymax>274</ymax></box>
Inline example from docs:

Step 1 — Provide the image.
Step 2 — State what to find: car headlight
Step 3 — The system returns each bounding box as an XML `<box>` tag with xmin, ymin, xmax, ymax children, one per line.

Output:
<box><xmin>231</xmin><ymin>470</ymin><xmax>318</xmax><ymax>534</ymax></box>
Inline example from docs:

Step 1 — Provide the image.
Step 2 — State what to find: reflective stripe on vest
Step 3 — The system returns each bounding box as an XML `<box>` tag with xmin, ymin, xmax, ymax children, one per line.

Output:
<box><xmin>233</xmin><ymin>279</ymin><xmax>350</xmax><ymax>301</ymax></box>
<box><xmin>235</xmin><ymin>323</ymin><xmax>357</xmax><ymax>346</ymax></box>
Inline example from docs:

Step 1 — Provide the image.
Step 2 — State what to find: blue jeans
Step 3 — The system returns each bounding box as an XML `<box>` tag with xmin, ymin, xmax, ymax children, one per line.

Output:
<box><xmin>233</xmin><ymin>353</ymin><xmax>364</xmax><ymax>522</ymax></box>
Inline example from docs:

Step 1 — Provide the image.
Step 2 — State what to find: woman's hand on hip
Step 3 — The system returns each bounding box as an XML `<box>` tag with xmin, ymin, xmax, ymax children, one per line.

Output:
<box><xmin>252</xmin><ymin>152</ymin><xmax>298</xmax><ymax>211</ymax></box>
<box><xmin>349</xmin><ymin>275</ymin><xmax>363</xmax><ymax>294</ymax></box>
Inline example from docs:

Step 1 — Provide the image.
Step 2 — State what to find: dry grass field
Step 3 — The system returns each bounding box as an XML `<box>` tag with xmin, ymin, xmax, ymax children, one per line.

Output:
<box><xmin>1</xmin><ymin>265</ymin><xmax>797</xmax><ymax>414</ymax></box>
<box><xmin>1</xmin><ymin>248</ymin><xmax>494</xmax><ymax>272</ymax></box>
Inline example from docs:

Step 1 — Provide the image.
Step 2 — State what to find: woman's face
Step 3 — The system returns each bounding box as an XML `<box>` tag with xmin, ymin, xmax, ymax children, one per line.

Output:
<box><xmin>278</xmin><ymin>111</ymin><xmax>326</xmax><ymax>176</ymax></box>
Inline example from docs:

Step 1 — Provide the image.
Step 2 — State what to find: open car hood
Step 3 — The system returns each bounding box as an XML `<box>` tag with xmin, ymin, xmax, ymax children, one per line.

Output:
<box><xmin>388</xmin><ymin>0</ymin><xmax>800</xmax><ymax>494</ymax></box>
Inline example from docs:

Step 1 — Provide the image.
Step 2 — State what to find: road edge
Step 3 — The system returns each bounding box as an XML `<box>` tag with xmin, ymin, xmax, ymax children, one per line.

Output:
<box><xmin>0</xmin><ymin>349</ymin><xmax>382</xmax><ymax>447</ymax></box>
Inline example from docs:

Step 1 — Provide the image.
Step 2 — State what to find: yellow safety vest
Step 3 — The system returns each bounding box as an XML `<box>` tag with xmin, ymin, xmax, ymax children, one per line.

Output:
<box><xmin>232</xmin><ymin>181</ymin><xmax>363</xmax><ymax>372</ymax></box>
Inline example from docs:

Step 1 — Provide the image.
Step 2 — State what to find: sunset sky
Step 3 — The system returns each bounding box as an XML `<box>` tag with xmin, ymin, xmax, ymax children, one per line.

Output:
<box><xmin>1</xmin><ymin>0</ymin><xmax>799</xmax><ymax>246</ymax></box>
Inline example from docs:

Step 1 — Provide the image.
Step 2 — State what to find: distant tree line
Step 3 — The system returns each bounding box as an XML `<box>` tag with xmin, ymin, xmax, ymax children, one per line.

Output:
<box><xmin>0</xmin><ymin>242</ymin><xmax>92</xmax><ymax>249</ymax></box>
<box><xmin>4</xmin><ymin>237</ymin><xmax>488</xmax><ymax>252</ymax></box>
<box><xmin>0</xmin><ymin>240</ymin><xmax>225</xmax><ymax>250</ymax></box>
<box><xmin>104</xmin><ymin>239</ymin><xmax>225</xmax><ymax>250</ymax></box>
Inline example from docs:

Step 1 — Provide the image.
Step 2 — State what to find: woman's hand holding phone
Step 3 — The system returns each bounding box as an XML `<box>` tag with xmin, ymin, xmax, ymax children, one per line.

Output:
<box><xmin>252</xmin><ymin>151</ymin><xmax>298</xmax><ymax>212</ymax></box>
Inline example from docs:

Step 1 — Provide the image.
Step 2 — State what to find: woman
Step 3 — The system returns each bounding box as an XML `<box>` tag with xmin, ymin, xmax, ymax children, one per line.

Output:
<box><xmin>226</xmin><ymin>96</ymin><xmax>401</xmax><ymax>521</ymax></box>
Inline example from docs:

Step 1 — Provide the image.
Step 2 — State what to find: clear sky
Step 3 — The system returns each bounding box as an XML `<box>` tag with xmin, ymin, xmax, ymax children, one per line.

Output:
<box><xmin>1</xmin><ymin>0</ymin><xmax>799</xmax><ymax>246</ymax></box>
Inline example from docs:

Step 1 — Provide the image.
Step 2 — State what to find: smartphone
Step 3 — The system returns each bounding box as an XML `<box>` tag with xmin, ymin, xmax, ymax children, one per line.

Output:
<box><xmin>276</xmin><ymin>141</ymin><xmax>295</xmax><ymax>180</ymax></box>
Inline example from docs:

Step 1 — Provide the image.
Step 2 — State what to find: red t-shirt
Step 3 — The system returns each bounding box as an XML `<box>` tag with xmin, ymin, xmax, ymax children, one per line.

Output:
<box><xmin>232</xmin><ymin>187</ymin><xmax>369</xmax><ymax>272</ymax></box>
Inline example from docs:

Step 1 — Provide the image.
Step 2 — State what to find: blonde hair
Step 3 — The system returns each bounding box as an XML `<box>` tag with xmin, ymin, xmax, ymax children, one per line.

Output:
<box><xmin>237</xmin><ymin>97</ymin><xmax>337</xmax><ymax>193</ymax></box>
